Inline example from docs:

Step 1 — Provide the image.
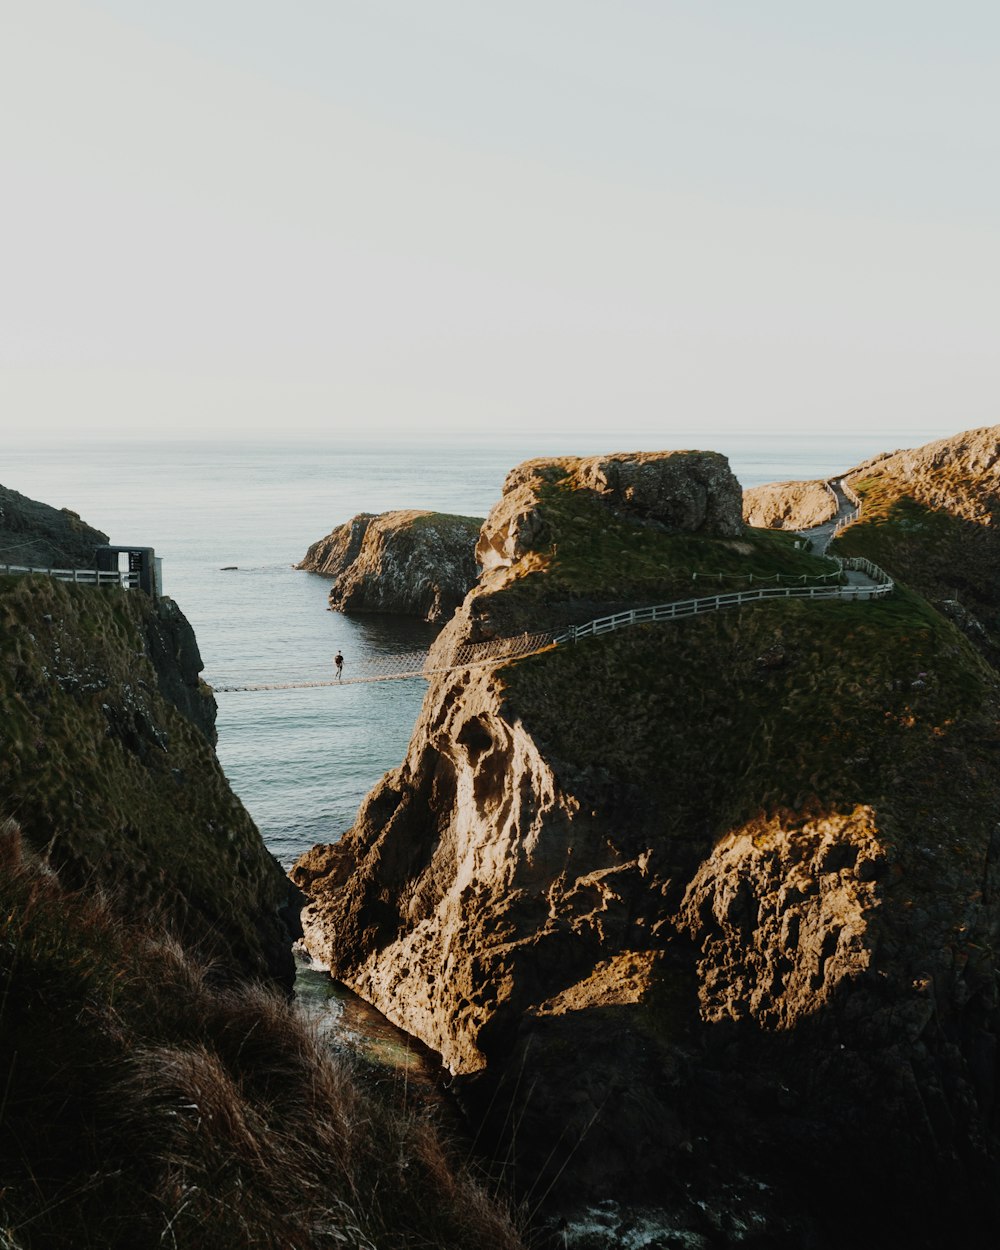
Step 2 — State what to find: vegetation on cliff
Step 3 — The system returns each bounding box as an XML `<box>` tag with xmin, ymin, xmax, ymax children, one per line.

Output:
<box><xmin>0</xmin><ymin>550</ymin><xmax>523</xmax><ymax>1248</ymax></box>
<box><xmin>745</xmin><ymin>425</ymin><xmax>1000</xmax><ymax>665</ymax></box>
<box><xmin>0</xmin><ymin>572</ymin><xmax>291</xmax><ymax>983</ymax></box>
<box><xmin>831</xmin><ymin>429</ymin><xmax>1000</xmax><ymax>662</ymax></box>
<box><xmin>0</xmin><ymin>821</ymin><xmax>523</xmax><ymax>1250</ymax></box>
<box><xmin>295</xmin><ymin>445</ymin><xmax>1000</xmax><ymax>1248</ymax></box>
<box><xmin>450</xmin><ymin>458</ymin><xmax>838</xmax><ymax>642</ymax></box>
<box><xmin>0</xmin><ymin>483</ymin><xmax>109</xmax><ymax>567</ymax></box>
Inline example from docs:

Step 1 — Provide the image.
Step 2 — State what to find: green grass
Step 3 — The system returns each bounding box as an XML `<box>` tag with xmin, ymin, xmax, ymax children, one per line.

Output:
<box><xmin>495</xmin><ymin>474</ymin><xmax>836</xmax><ymax>610</ymax></box>
<box><xmin>0</xmin><ymin>574</ymin><xmax>290</xmax><ymax>983</ymax></box>
<box><xmin>499</xmin><ymin>585</ymin><xmax>999</xmax><ymax>840</ymax></box>
<box><xmin>407</xmin><ymin>512</ymin><xmax>483</xmax><ymax>532</ymax></box>
<box><xmin>831</xmin><ymin>475</ymin><xmax>1000</xmax><ymax>653</ymax></box>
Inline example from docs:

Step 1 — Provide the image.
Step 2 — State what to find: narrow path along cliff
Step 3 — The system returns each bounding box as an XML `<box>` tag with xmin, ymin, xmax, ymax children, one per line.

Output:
<box><xmin>290</xmin><ymin>440</ymin><xmax>1000</xmax><ymax>1249</ymax></box>
<box><xmin>206</xmin><ymin>481</ymin><xmax>890</xmax><ymax>693</ymax></box>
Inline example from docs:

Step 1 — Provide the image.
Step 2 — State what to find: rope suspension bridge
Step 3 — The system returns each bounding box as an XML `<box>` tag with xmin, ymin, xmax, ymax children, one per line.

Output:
<box><xmin>7</xmin><ymin>478</ymin><xmax>890</xmax><ymax>695</ymax></box>
<box><xmin>206</xmin><ymin>565</ymin><xmax>893</xmax><ymax>696</ymax></box>
<box><xmin>205</xmin><ymin>632</ymin><xmax>558</xmax><ymax>692</ymax></box>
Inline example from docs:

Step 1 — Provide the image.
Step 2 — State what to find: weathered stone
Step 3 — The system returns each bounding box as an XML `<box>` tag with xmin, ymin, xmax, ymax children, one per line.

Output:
<box><xmin>476</xmin><ymin>449</ymin><xmax>743</xmax><ymax>573</ymax></box>
<box><xmin>743</xmin><ymin>479</ymin><xmax>836</xmax><ymax>530</ymax></box>
<box><xmin>0</xmin><ymin>483</ymin><xmax>109</xmax><ymax>568</ymax></box>
<box><xmin>293</xmin><ymin>435</ymin><xmax>1000</xmax><ymax>1246</ymax></box>
<box><xmin>298</xmin><ymin>509</ymin><xmax>482</xmax><ymax>623</ymax></box>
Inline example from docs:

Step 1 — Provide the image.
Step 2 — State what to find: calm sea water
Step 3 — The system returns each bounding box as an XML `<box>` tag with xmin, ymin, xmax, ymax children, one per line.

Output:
<box><xmin>3</xmin><ymin>430</ymin><xmax>933</xmax><ymax>868</ymax></box>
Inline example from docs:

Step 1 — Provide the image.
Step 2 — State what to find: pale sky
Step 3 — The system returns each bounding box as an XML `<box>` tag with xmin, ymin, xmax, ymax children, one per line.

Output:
<box><xmin>2</xmin><ymin>0</ymin><xmax>998</xmax><ymax>443</ymax></box>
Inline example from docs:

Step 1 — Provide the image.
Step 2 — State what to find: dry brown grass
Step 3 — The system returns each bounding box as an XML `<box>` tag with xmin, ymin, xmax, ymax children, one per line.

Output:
<box><xmin>0</xmin><ymin>821</ymin><xmax>525</xmax><ymax>1250</ymax></box>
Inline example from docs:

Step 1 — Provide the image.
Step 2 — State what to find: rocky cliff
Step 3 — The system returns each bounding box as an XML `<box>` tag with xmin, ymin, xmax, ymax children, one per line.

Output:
<box><xmin>0</xmin><ymin>482</ymin><xmax>109</xmax><ymax>566</ymax></box>
<box><xmin>298</xmin><ymin>509</ymin><xmax>483</xmax><ymax>622</ymax></box>
<box><xmin>0</xmin><ymin>533</ymin><xmax>294</xmax><ymax>986</ymax></box>
<box><xmin>0</xmin><ymin>487</ymin><xmax>524</xmax><ymax>1250</ymax></box>
<box><xmin>286</xmin><ymin>448</ymin><xmax>1000</xmax><ymax>1247</ymax></box>
<box><xmin>833</xmin><ymin>425</ymin><xmax>1000</xmax><ymax>664</ymax></box>
<box><xmin>742</xmin><ymin>478</ymin><xmax>836</xmax><ymax>529</ymax></box>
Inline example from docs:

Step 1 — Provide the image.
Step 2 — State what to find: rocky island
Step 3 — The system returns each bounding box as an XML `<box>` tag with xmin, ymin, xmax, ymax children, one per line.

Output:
<box><xmin>294</xmin><ymin>436</ymin><xmax>1000</xmax><ymax>1248</ymax></box>
<box><xmin>297</xmin><ymin>508</ymin><xmax>483</xmax><ymax>622</ymax></box>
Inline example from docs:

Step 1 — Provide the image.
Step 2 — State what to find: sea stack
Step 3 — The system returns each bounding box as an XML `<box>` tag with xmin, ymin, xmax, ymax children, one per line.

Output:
<box><xmin>297</xmin><ymin>509</ymin><xmax>483</xmax><ymax>622</ymax></box>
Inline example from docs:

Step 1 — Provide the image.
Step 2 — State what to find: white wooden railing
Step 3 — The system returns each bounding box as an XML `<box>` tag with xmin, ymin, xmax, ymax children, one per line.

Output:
<box><xmin>210</xmin><ymin>477</ymin><xmax>891</xmax><ymax>691</ymax></box>
<box><xmin>0</xmin><ymin>563</ymin><xmax>140</xmax><ymax>589</ymax></box>
<box><xmin>551</xmin><ymin>556</ymin><xmax>893</xmax><ymax>644</ymax></box>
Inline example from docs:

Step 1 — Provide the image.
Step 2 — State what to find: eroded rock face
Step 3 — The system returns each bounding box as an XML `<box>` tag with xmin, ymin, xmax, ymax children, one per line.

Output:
<box><xmin>293</xmin><ymin>439</ymin><xmax>1000</xmax><ymax>1245</ymax></box>
<box><xmin>298</xmin><ymin>510</ymin><xmax>482</xmax><ymax>623</ymax></box>
<box><xmin>742</xmin><ymin>479</ymin><xmax>836</xmax><ymax>530</ymax></box>
<box><xmin>0</xmin><ymin>483</ymin><xmax>109</xmax><ymax>567</ymax></box>
<box><xmin>476</xmin><ymin>450</ymin><xmax>742</xmax><ymax>573</ymax></box>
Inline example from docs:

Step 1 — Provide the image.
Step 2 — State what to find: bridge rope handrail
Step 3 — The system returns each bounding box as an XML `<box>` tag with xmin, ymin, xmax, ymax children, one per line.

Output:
<box><xmin>213</xmin><ymin>474</ymin><xmax>896</xmax><ymax>693</ymax></box>
<box><xmin>208</xmin><ymin>559</ymin><xmax>893</xmax><ymax>691</ymax></box>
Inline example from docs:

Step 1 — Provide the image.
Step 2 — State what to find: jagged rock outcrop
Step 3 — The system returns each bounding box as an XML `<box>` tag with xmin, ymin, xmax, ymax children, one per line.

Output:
<box><xmin>477</xmin><ymin>450</ymin><xmax>742</xmax><ymax>573</ymax></box>
<box><xmin>297</xmin><ymin>509</ymin><xmax>482</xmax><ymax>623</ymax></box>
<box><xmin>742</xmin><ymin>478</ymin><xmax>836</xmax><ymax>529</ymax></box>
<box><xmin>0</xmin><ymin>482</ymin><xmax>109</xmax><ymax>567</ymax></box>
<box><xmin>294</xmin><ymin>445</ymin><xmax>1000</xmax><ymax>1248</ymax></box>
<box><xmin>0</xmin><ymin>486</ymin><xmax>296</xmax><ymax>986</ymax></box>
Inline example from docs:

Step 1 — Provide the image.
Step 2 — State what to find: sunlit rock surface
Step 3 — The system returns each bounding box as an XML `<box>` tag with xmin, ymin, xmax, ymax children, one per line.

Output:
<box><xmin>294</xmin><ymin>440</ymin><xmax>1000</xmax><ymax>1247</ymax></box>
<box><xmin>298</xmin><ymin>509</ymin><xmax>482</xmax><ymax>622</ymax></box>
<box><xmin>742</xmin><ymin>478</ymin><xmax>836</xmax><ymax>530</ymax></box>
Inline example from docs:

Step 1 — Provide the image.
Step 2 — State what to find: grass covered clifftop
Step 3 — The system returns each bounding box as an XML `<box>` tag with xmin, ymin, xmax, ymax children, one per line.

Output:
<box><xmin>296</xmin><ymin>445</ymin><xmax>1000</xmax><ymax>1245</ymax></box>
<box><xmin>833</xmin><ymin>458</ymin><xmax>1000</xmax><ymax>661</ymax></box>
<box><xmin>501</xmin><ymin>585</ymin><xmax>997</xmax><ymax>821</ymax></box>
<box><xmin>447</xmin><ymin>453</ymin><xmax>839</xmax><ymax>644</ymax></box>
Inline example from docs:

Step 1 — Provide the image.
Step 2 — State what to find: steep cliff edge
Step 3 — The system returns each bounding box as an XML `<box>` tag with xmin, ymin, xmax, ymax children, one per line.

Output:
<box><xmin>0</xmin><ymin>571</ymin><xmax>295</xmax><ymax>984</ymax></box>
<box><xmin>286</xmin><ymin>449</ymin><xmax>1000</xmax><ymax>1246</ymax></box>
<box><xmin>0</xmin><ymin>482</ymin><xmax>109</xmax><ymax>566</ymax></box>
<box><xmin>297</xmin><ymin>509</ymin><xmax>482</xmax><ymax>622</ymax></box>
<box><xmin>0</xmin><ymin>490</ymin><xmax>524</xmax><ymax>1249</ymax></box>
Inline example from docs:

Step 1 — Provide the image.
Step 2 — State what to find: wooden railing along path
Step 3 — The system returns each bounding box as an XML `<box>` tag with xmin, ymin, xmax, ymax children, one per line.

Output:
<box><xmin>210</xmin><ymin>494</ymin><xmax>892</xmax><ymax>693</ymax></box>
<box><xmin>0</xmin><ymin>563</ymin><xmax>140</xmax><ymax>589</ymax></box>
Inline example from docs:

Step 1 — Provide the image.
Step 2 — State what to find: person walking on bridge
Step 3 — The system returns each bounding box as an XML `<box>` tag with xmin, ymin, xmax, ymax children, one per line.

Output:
<box><xmin>333</xmin><ymin>651</ymin><xmax>344</xmax><ymax>681</ymax></box>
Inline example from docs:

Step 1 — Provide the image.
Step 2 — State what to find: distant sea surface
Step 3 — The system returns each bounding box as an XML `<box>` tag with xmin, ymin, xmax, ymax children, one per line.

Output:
<box><xmin>4</xmin><ymin>430</ymin><xmax>934</xmax><ymax>869</ymax></box>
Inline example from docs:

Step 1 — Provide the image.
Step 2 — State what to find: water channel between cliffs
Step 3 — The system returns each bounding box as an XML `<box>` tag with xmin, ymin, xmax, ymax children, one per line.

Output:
<box><xmin>293</xmin><ymin>950</ymin><xmax>460</xmax><ymax>1126</ymax></box>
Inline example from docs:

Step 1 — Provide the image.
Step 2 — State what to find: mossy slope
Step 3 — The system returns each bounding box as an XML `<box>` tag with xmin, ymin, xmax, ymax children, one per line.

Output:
<box><xmin>297</xmin><ymin>446</ymin><xmax>1000</xmax><ymax>1247</ymax></box>
<box><xmin>0</xmin><ymin>574</ymin><xmax>292</xmax><ymax>983</ymax></box>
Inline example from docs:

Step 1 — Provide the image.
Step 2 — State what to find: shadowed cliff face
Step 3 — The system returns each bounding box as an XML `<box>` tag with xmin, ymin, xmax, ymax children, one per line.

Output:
<box><xmin>294</xmin><ymin>446</ymin><xmax>1000</xmax><ymax>1246</ymax></box>
<box><xmin>0</xmin><ymin>482</ymin><xmax>109</xmax><ymax>567</ymax></box>
<box><xmin>0</xmin><ymin>573</ymin><xmax>295</xmax><ymax>985</ymax></box>
<box><xmin>297</xmin><ymin>509</ymin><xmax>483</xmax><ymax>622</ymax></box>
